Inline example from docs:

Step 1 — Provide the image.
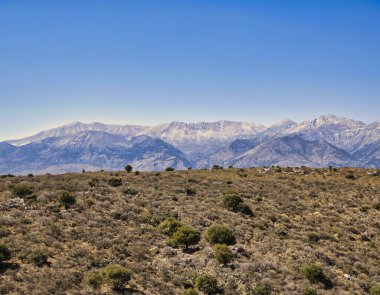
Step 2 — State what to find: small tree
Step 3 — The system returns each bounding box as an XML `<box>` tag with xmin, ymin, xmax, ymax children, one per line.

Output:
<box><xmin>158</xmin><ymin>218</ymin><xmax>183</xmax><ymax>236</ymax></box>
<box><xmin>0</xmin><ymin>243</ymin><xmax>11</xmax><ymax>264</ymax></box>
<box><xmin>165</xmin><ymin>167</ymin><xmax>175</xmax><ymax>172</ymax></box>
<box><xmin>170</xmin><ymin>226</ymin><xmax>201</xmax><ymax>249</ymax></box>
<box><xmin>195</xmin><ymin>274</ymin><xmax>219</xmax><ymax>295</ymax></box>
<box><xmin>125</xmin><ymin>164</ymin><xmax>133</xmax><ymax>173</ymax></box>
<box><xmin>59</xmin><ymin>191</ymin><xmax>76</xmax><ymax>208</ymax></box>
<box><xmin>214</xmin><ymin>244</ymin><xmax>233</xmax><ymax>265</ymax></box>
<box><xmin>204</xmin><ymin>224</ymin><xmax>236</xmax><ymax>245</ymax></box>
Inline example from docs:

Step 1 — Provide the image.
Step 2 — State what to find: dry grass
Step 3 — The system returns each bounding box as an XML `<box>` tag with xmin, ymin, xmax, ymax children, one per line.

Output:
<box><xmin>0</xmin><ymin>167</ymin><xmax>379</xmax><ymax>294</ymax></box>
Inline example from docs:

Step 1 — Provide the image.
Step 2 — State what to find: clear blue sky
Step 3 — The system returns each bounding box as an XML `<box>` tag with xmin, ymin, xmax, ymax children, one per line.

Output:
<box><xmin>0</xmin><ymin>0</ymin><xmax>379</xmax><ymax>140</ymax></box>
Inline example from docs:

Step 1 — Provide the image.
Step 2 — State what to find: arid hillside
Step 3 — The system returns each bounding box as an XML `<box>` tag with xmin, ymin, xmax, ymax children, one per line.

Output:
<box><xmin>0</xmin><ymin>167</ymin><xmax>379</xmax><ymax>294</ymax></box>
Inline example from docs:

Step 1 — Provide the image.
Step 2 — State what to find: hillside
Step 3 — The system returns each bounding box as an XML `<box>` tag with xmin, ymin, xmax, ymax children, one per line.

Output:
<box><xmin>0</xmin><ymin>167</ymin><xmax>379</xmax><ymax>294</ymax></box>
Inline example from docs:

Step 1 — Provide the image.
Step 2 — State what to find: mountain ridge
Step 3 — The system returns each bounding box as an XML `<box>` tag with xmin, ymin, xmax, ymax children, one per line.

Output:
<box><xmin>2</xmin><ymin>115</ymin><xmax>380</xmax><ymax>174</ymax></box>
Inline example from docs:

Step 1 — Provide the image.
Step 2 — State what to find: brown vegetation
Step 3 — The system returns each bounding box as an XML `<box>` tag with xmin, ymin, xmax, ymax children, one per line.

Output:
<box><xmin>0</xmin><ymin>167</ymin><xmax>379</xmax><ymax>294</ymax></box>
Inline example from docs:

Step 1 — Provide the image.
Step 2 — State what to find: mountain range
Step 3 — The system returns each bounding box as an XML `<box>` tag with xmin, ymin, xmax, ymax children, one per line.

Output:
<box><xmin>1</xmin><ymin>115</ymin><xmax>380</xmax><ymax>174</ymax></box>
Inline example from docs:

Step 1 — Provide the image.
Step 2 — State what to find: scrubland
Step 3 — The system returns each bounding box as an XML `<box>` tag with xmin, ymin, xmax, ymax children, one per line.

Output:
<box><xmin>0</xmin><ymin>167</ymin><xmax>379</xmax><ymax>294</ymax></box>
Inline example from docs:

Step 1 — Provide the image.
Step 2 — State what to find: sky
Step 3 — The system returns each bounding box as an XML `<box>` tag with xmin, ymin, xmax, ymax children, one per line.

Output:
<box><xmin>0</xmin><ymin>0</ymin><xmax>379</xmax><ymax>140</ymax></box>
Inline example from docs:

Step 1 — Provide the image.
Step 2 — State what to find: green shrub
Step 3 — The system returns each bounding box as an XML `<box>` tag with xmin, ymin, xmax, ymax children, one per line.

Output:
<box><xmin>301</xmin><ymin>264</ymin><xmax>326</xmax><ymax>284</ymax></box>
<box><xmin>59</xmin><ymin>191</ymin><xmax>76</xmax><ymax>207</ymax></box>
<box><xmin>370</xmin><ymin>284</ymin><xmax>380</xmax><ymax>295</ymax></box>
<box><xmin>195</xmin><ymin>274</ymin><xmax>219</xmax><ymax>295</ymax></box>
<box><xmin>87</xmin><ymin>272</ymin><xmax>103</xmax><ymax>289</ymax></box>
<box><xmin>251</xmin><ymin>284</ymin><xmax>272</xmax><ymax>295</ymax></box>
<box><xmin>165</xmin><ymin>167</ymin><xmax>175</xmax><ymax>171</ymax></box>
<box><xmin>125</xmin><ymin>164</ymin><xmax>133</xmax><ymax>173</ymax></box>
<box><xmin>214</xmin><ymin>244</ymin><xmax>233</xmax><ymax>265</ymax></box>
<box><xmin>182</xmin><ymin>288</ymin><xmax>198</xmax><ymax>295</ymax></box>
<box><xmin>158</xmin><ymin>217</ymin><xmax>182</xmax><ymax>236</ymax></box>
<box><xmin>302</xmin><ymin>288</ymin><xmax>318</xmax><ymax>295</ymax></box>
<box><xmin>345</xmin><ymin>174</ymin><xmax>355</xmax><ymax>180</ymax></box>
<box><xmin>222</xmin><ymin>191</ymin><xmax>252</xmax><ymax>216</ymax></box>
<box><xmin>0</xmin><ymin>243</ymin><xmax>11</xmax><ymax>264</ymax></box>
<box><xmin>169</xmin><ymin>226</ymin><xmax>201</xmax><ymax>249</ymax></box>
<box><xmin>222</xmin><ymin>191</ymin><xmax>243</xmax><ymax>211</ymax></box>
<box><xmin>108</xmin><ymin>177</ymin><xmax>123</xmax><ymax>187</ymax></box>
<box><xmin>26</xmin><ymin>249</ymin><xmax>49</xmax><ymax>267</ymax></box>
<box><xmin>142</xmin><ymin>212</ymin><xmax>162</xmax><ymax>226</ymax></box>
<box><xmin>100</xmin><ymin>265</ymin><xmax>132</xmax><ymax>290</ymax></box>
<box><xmin>238</xmin><ymin>203</ymin><xmax>253</xmax><ymax>216</ymax></box>
<box><xmin>185</xmin><ymin>188</ymin><xmax>197</xmax><ymax>196</ymax></box>
<box><xmin>204</xmin><ymin>224</ymin><xmax>236</xmax><ymax>245</ymax></box>
<box><xmin>12</xmin><ymin>184</ymin><xmax>33</xmax><ymax>198</ymax></box>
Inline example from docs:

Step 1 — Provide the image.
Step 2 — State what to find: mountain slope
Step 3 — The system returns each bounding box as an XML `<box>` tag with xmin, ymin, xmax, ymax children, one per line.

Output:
<box><xmin>233</xmin><ymin>135</ymin><xmax>359</xmax><ymax>168</ymax></box>
<box><xmin>7</xmin><ymin>122</ymin><xmax>147</xmax><ymax>146</ymax></box>
<box><xmin>285</xmin><ymin>115</ymin><xmax>366</xmax><ymax>151</ymax></box>
<box><xmin>0</xmin><ymin>132</ymin><xmax>191</xmax><ymax>174</ymax></box>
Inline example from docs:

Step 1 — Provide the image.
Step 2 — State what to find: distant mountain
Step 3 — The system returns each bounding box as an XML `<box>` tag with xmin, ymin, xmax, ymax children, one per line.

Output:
<box><xmin>7</xmin><ymin>122</ymin><xmax>147</xmax><ymax>146</ymax></box>
<box><xmin>2</xmin><ymin>115</ymin><xmax>380</xmax><ymax>174</ymax></box>
<box><xmin>233</xmin><ymin>135</ymin><xmax>359</xmax><ymax>168</ymax></box>
<box><xmin>0</xmin><ymin>131</ymin><xmax>190</xmax><ymax>174</ymax></box>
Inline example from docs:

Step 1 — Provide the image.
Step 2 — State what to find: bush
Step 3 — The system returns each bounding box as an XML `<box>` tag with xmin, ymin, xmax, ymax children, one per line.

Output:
<box><xmin>185</xmin><ymin>188</ymin><xmax>197</xmax><ymax>196</ymax></box>
<box><xmin>370</xmin><ymin>284</ymin><xmax>380</xmax><ymax>295</ymax></box>
<box><xmin>302</xmin><ymin>288</ymin><xmax>318</xmax><ymax>295</ymax></box>
<box><xmin>158</xmin><ymin>217</ymin><xmax>182</xmax><ymax>236</ymax></box>
<box><xmin>346</xmin><ymin>174</ymin><xmax>355</xmax><ymax>180</ymax></box>
<box><xmin>212</xmin><ymin>165</ymin><xmax>223</xmax><ymax>170</ymax></box>
<box><xmin>165</xmin><ymin>167</ymin><xmax>175</xmax><ymax>171</ymax></box>
<box><xmin>59</xmin><ymin>191</ymin><xmax>76</xmax><ymax>207</ymax></box>
<box><xmin>238</xmin><ymin>203</ymin><xmax>253</xmax><ymax>216</ymax></box>
<box><xmin>125</xmin><ymin>164</ymin><xmax>133</xmax><ymax>173</ymax></box>
<box><xmin>222</xmin><ymin>191</ymin><xmax>243</xmax><ymax>211</ymax></box>
<box><xmin>108</xmin><ymin>177</ymin><xmax>123</xmax><ymax>187</ymax></box>
<box><xmin>142</xmin><ymin>212</ymin><xmax>162</xmax><ymax>226</ymax></box>
<box><xmin>87</xmin><ymin>272</ymin><xmax>103</xmax><ymax>289</ymax></box>
<box><xmin>195</xmin><ymin>274</ymin><xmax>219</xmax><ymax>295</ymax></box>
<box><xmin>301</xmin><ymin>264</ymin><xmax>326</xmax><ymax>284</ymax></box>
<box><xmin>0</xmin><ymin>243</ymin><xmax>11</xmax><ymax>264</ymax></box>
<box><xmin>26</xmin><ymin>249</ymin><xmax>49</xmax><ymax>267</ymax></box>
<box><xmin>251</xmin><ymin>284</ymin><xmax>272</xmax><ymax>295</ymax></box>
<box><xmin>169</xmin><ymin>226</ymin><xmax>201</xmax><ymax>249</ymax></box>
<box><xmin>182</xmin><ymin>288</ymin><xmax>198</xmax><ymax>295</ymax></box>
<box><xmin>100</xmin><ymin>265</ymin><xmax>132</xmax><ymax>290</ymax></box>
<box><xmin>374</xmin><ymin>202</ymin><xmax>380</xmax><ymax>210</ymax></box>
<box><xmin>222</xmin><ymin>191</ymin><xmax>252</xmax><ymax>216</ymax></box>
<box><xmin>12</xmin><ymin>184</ymin><xmax>33</xmax><ymax>198</ymax></box>
<box><xmin>204</xmin><ymin>224</ymin><xmax>236</xmax><ymax>245</ymax></box>
<box><xmin>214</xmin><ymin>244</ymin><xmax>233</xmax><ymax>265</ymax></box>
